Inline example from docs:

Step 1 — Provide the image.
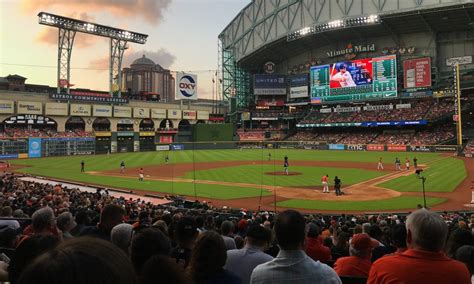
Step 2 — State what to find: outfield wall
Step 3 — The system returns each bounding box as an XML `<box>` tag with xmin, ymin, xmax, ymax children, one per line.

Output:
<box><xmin>0</xmin><ymin>138</ymin><xmax>461</xmax><ymax>159</ymax></box>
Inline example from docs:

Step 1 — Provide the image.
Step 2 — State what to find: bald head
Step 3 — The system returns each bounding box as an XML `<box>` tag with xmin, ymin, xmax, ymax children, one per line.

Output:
<box><xmin>406</xmin><ymin>209</ymin><xmax>448</xmax><ymax>252</ymax></box>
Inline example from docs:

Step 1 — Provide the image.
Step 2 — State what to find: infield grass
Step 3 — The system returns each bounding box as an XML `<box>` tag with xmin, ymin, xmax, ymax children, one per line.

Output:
<box><xmin>9</xmin><ymin>149</ymin><xmax>464</xmax><ymax>210</ymax></box>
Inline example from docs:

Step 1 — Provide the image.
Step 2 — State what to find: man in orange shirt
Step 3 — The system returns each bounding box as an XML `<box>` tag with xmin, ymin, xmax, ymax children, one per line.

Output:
<box><xmin>334</xmin><ymin>233</ymin><xmax>377</xmax><ymax>277</ymax></box>
<box><xmin>321</xmin><ymin>174</ymin><xmax>329</xmax><ymax>193</ymax></box>
<box><xmin>305</xmin><ymin>223</ymin><xmax>331</xmax><ymax>263</ymax></box>
<box><xmin>367</xmin><ymin>209</ymin><xmax>471</xmax><ymax>284</ymax></box>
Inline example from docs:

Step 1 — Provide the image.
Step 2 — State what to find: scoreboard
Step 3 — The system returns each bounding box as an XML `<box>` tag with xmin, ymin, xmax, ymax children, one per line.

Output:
<box><xmin>0</xmin><ymin>139</ymin><xmax>28</xmax><ymax>158</ymax></box>
<box><xmin>310</xmin><ymin>55</ymin><xmax>397</xmax><ymax>103</ymax></box>
<box><xmin>42</xmin><ymin>138</ymin><xmax>95</xmax><ymax>157</ymax></box>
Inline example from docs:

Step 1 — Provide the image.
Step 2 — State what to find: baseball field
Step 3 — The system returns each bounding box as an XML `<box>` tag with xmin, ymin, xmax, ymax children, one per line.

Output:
<box><xmin>9</xmin><ymin>148</ymin><xmax>473</xmax><ymax>213</ymax></box>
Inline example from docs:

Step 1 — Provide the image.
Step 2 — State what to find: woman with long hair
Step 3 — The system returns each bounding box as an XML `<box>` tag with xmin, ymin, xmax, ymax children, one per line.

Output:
<box><xmin>187</xmin><ymin>231</ymin><xmax>241</xmax><ymax>284</ymax></box>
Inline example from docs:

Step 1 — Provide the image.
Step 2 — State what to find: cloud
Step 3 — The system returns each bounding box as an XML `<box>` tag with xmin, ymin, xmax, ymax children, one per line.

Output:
<box><xmin>89</xmin><ymin>48</ymin><xmax>176</xmax><ymax>71</ymax></box>
<box><xmin>35</xmin><ymin>12</ymin><xmax>99</xmax><ymax>48</ymax></box>
<box><xmin>22</xmin><ymin>0</ymin><xmax>172</xmax><ymax>24</ymax></box>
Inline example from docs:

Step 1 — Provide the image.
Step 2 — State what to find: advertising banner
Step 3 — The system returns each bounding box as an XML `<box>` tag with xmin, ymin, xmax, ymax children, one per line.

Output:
<box><xmin>114</xmin><ymin>106</ymin><xmax>132</xmax><ymax>118</ymax></box>
<box><xmin>254</xmin><ymin>74</ymin><xmax>287</xmax><ymax>95</ymax></box>
<box><xmin>434</xmin><ymin>145</ymin><xmax>458</xmax><ymax>152</ymax></box>
<box><xmin>329</xmin><ymin>144</ymin><xmax>345</xmax><ymax>150</ymax></box>
<box><xmin>17</xmin><ymin>101</ymin><xmax>42</xmax><ymax>115</ymax></box>
<box><xmin>175</xmin><ymin>72</ymin><xmax>198</xmax><ymax>100</ymax></box>
<box><xmin>363</xmin><ymin>105</ymin><xmax>393</xmax><ymax>111</ymax></box>
<box><xmin>28</xmin><ymin>138</ymin><xmax>42</xmax><ymax>158</ymax></box>
<box><xmin>289</xmin><ymin>74</ymin><xmax>309</xmax><ymax>98</ymax></box>
<box><xmin>346</xmin><ymin>144</ymin><xmax>366</xmax><ymax>151</ymax></box>
<box><xmin>70</xmin><ymin>104</ymin><xmax>91</xmax><ymax>116</ymax></box>
<box><xmin>139</xmin><ymin>132</ymin><xmax>155</xmax><ymax>137</ymax></box>
<box><xmin>171</xmin><ymin>144</ymin><xmax>184</xmax><ymax>150</ymax></box>
<box><xmin>167</xmin><ymin>109</ymin><xmax>181</xmax><ymax>119</ymax></box>
<box><xmin>367</xmin><ymin>144</ymin><xmax>385</xmax><ymax>151</ymax></box>
<box><xmin>396</xmin><ymin>103</ymin><xmax>412</xmax><ymax>109</ymax></box>
<box><xmin>403</xmin><ymin>57</ymin><xmax>431</xmax><ymax>88</ymax></box>
<box><xmin>156</xmin><ymin>145</ymin><xmax>170</xmax><ymax>151</ymax></box>
<box><xmin>45</xmin><ymin>103</ymin><xmax>68</xmax><ymax>116</ymax></box>
<box><xmin>362</xmin><ymin>120</ymin><xmax>427</xmax><ymax>127</ymax></box>
<box><xmin>182</xmin><ymin>110</ymin><xmax>197</xmax><ymax>120</ymax></box>
<box><xmin>408</xmin><ymin>145</ymin><xmax>433</xmax><ymax>152</ymax></box>
<box><xmin>0</xmin><ymin>100</ymin><xmax>14</xmax><ymax>114</ymax></box>
<box><xmin>334</xmin><ymin>106</ymin><xmax>361</xmax><ymax>113</ymax></box>
<box><xmin>133</xmin><ymin>107</ymin><xmax>150</xmax><ymax>118</ymax></box>
<box><xmin>197</xmin><ymin>111</ymin><xmax>209</xmax><ymax>120</ymax></box>
<box><xmin>93</xmin><ymin>105</ymin><xmax>112</xmax><ymax>117</ymax></box>
<box><xmin>0</xmin><ymin>154</ymin><xmax>19</xmax><ymax>159</ymax></box>
<box><xmin>50</xmin><ymin>93</ymin><xmax>128</xmax><ymax>104</ymax></box>
<box><xmin>151</xmin><ymin>109</ymin><xmax>167</xmax><ymax>119</ymax></box>
<box><xmin>387</xmin><ymin>145</ymin><xmax>407</xmax><ymax>152</ymax></box>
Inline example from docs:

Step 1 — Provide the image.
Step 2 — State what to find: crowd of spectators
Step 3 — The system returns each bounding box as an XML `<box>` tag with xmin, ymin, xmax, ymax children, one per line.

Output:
<box><xmin>0</xmin><ymin>173</ymin><xmax>473</xmax><ymax>283</ymax></box>
<box><xmin>1</xmin><ymin>127</ymin><xmax>92</xmax><ymax>138</ymax></box>
<box><xmin>287</xmin><ymin>121</ymin><xmax>456</xmax><ymax>145</ymax></box>
<box><xmin>298</xmin><ymin>99</ymin><xmax>453</xmax><ymax>125</ymax></box>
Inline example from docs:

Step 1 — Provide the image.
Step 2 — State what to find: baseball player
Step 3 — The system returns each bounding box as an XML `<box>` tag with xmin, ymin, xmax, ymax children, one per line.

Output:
<box><xmin>268</xmin><ymin>152</ymin><xmax>272</xmax><ymax>161</ymax></box>
<box><xmin>138</xmin><ymin>168</ymin><xmax>144</xmax><ymax>181</ymax></box>
<box><xmin>405</xmin><ymin>157</ymin><xmax>410</xmax><ymax>170</ymax></box>
<box><xmin>377</xmin><ymin>157</ymin><xmax>384</xmax><ymax>170</ymax></box>
<box><xmin>80</xmin><ymin>160</ymin><xmax>85</xmax><ymax>173</ymax></box>
<box><xmin>413</xmin><ymin>157</ymin><xmax>418</xmax><ymax>168</ymax></box>
<box><xmin>395</xmin><ymin>157</ymin><xmax>401</xmax><ymax>171</ymax></box>
<box><xmin>322</xmin><ymin>174</ymin><xmax>329</xmax><ymax>193</ymax></box>
<box><xmin>165</xmin><ymin>155</ymin><xmax>169</xmax><ymax>165</ymax></box>
<box><xmin>283</xmin><ymin>155</ymin><xmax>289</xmax><ymax>175</ymax></box>
<box><xmin>120</xmin><ymin>160</ymin><xmax>125</xmax><ymax>174</ymax></box>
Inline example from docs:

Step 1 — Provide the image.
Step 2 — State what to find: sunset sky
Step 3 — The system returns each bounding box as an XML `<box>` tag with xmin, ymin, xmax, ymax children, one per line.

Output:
<box><xmin>0</xmin><ymin>0</ymin><xmax>249</xmax><ymax>98</ymax></box>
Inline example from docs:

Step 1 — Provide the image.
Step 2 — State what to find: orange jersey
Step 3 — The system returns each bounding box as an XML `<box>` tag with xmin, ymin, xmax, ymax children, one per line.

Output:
<box><xmin>321</xmin><ymin>176</ymin><xmax>328</xmax><ymax>182</ymax></box>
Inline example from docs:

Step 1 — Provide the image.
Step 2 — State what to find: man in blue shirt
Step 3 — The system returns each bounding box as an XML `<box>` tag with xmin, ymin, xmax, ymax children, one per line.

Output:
<box><xmin>250</xmin><ymin>210</ymin><xmax>341</xmax><ymax>284</ymax></box>
<box><xmin>225</xmin><ymin>225</ymin><xmax>273</xmax><ymax>284</ymax></box>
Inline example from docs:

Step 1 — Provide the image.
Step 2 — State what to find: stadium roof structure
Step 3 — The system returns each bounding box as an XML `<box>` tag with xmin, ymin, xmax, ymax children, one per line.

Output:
<box><xmin>38</xmin><ymin>12</ymin><xmax>148</xmax><ymax>97</ymax></box>
<box><xmin>218</xmin><ymin>0</ymin><xmax>474</xmax><ymax>109</ymax></box>
<box><xmin>237</xmin><ymin>4</ymin><xmax>474</xmax><ymax>69</ymax></box>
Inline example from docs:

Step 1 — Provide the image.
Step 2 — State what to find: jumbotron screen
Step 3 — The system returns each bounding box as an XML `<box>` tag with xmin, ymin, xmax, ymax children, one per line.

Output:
<box><xmin>310</xmin><ymin>55</ymin><xmax>397</xmax><ymax>103</ymax></box>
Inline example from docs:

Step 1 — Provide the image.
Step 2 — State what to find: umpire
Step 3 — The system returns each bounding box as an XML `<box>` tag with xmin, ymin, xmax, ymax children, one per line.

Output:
<box><xmin>334</xmin><ymin>176</ymin><xmax>342</xmax><ymax>196</ymax></box>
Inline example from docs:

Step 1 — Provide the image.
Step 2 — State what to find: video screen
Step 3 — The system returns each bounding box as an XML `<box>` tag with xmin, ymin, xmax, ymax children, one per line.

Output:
<box><xmin>310</xmin><ymin>55</ymin><xmax>397</xmax><ymax>103</ymax></box>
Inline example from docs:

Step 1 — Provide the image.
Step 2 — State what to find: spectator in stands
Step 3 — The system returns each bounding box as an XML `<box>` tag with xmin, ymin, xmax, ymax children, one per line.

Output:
<box><xmin>56</xmin><ymin>211</ymin><xmax>76</xmax><ymax>240</ymax></box>
<box><xmin>305</xmin><ymin>223</ymin><xmax>331</xmax><ymax>263</ymax></box>
<box><xmin>130</xmin><ymin>227</ymin><xmax>171</xmax><ymax>273</ymax></box>
<box><xmin>171</xmin><ymin>216</ymin><xmax>198</xmax><ymax>268</ymax></box>
<box><xmin>17</xmin><ymin>237</ymin><xmax>137</xmax><ymax>284</ymax></box>
<box><xmin>250</xmin><ymin>210</ymin><xmax>340</xmax><ymax>284</ymax></box>
<box><xmin>455</xmin><ymin>245</ymin><xmax>474</xmax><ymax>280</ymax></box>
<box><xmin>446</xmin><ymin>228</ymin><xmax>473</xmax><ymax>258</ymax></box>
<box><xmin>390</xmin><ymin>224</ymin><xmax>408</xmax><ymax>254</ymax></box>
<box><xmin>188</xmin><ymin>231</ymin><xmax>241</xmax><ymax>284</ymax></box>
<box><xmin>221</xmin><ymin>220</ymin><xmax>237</xmax><ymax>250</ymax></box>
<box><xmin>139</xmin><ymin>255</ymin><xmax>191</xmax><ymax>284</ymax></box>
<box><xmin>367</xmin><ymin>209</ymin><xmax>471</xmax><ymax>284</ymax></box>
<box><xmin>0</xmin><ymin>206</ymin><xmax>20</xmax><ymax>230</ymax></box>
<box><xmin>368</xmin><ymin>225</ymin><xmax>392</xmax><ymax>262</ymax></box>
<box><xmin>23</xmin><ymin>207</ymin><xmax>56</xmax><ymax>236</ymax></box>
<box><xmin>334</xmin><ymin>233</ymin><xmax>377</xmax><ymax>277</ymax></box>
<box><xmin>111</xmin><ymin>223</ymin><xmax>134</xmax><ymax>255</ymax></box>
<box><xmin>70</xmin><ymin>210</ymin><xmax>89</xmax><ymax>236</ymax></box>
<box><xmin>331</xmin><ymin>232</ymin><xmax>350</xmax><ymax>260</ymax></box>
<box><xmin>234</xmin><ymin>235</ymin><xmax>244</xmax><ymax>249</ymax></box>
<box><xmin>79</xmin><ymin>204</ymin><xmax>125</xmax><ymax>241</ymax></box>
<box><xmin>8</xmin><ymin>235</ymin><xmax>59</xmax><ymax>284</ymax></box>
<box><xmin>225</xmin><ymin>224</ymin><xmax>273</xmax><ymax>284</ymax></box>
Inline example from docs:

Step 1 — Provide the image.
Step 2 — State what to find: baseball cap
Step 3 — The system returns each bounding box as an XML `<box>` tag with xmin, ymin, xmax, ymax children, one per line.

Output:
<box><xmin>176</xmin><ymin>217</ymin><xmax>197</xmax><ymax>239</ymax></box>
<box><xmin>238</xmin><ymin>219</ymin><xmax>248</xmax><ymax>231</ymax></box>
<box><xmin>350</xmin><ymin>233</ymin><xmax>379</xmax><ymax>251</ymax></box>
<box><xmin>307</xmin><ymin>223</ymin><xmax>320</xmax><ymax>238</ymax></box>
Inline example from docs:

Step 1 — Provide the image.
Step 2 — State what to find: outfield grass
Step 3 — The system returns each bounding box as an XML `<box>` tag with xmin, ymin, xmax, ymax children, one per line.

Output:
<box><xmin>9</xmin><ymin>149</ymin><xmax>463</xmax><ymax>211</ymax></box>
<box><xmin>379</xmin><ymin>157</ymin><xmax>467</xmax><ymax>192</ymax></box>
<box><xmin>276</xmin><ymin>196</ymin><xmax>447</xmax><ymax>211</ymax></box>
<box><xmin>186</xmin><ymin>165</ymin><xmax>385</xmax><ymax>187</ymax></box>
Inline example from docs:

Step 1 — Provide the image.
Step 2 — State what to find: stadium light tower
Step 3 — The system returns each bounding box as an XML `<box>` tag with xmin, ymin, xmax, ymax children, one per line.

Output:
<box><xmin>38</xmin><ymin>12</ymin><xmax>148</xmax><ymax>97</ymax></box>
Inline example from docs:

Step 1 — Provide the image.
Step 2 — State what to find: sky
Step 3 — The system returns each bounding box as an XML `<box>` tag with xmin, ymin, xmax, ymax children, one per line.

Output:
<box><xmin>0</xmin><ymin>0</ymin><xmax>249</xmax><ymax>99</ymax></box>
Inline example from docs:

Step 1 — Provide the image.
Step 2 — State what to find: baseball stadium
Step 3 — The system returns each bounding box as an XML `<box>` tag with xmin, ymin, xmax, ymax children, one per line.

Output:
<box><xmin>0</xmin><ymin>1</ymin><xmax>473</xmax><ymax>215</ymax></box>
<box><xmin>2</xmin><ymin>1</ymin><xmax>474</xmax><ymax>283</ymax></box>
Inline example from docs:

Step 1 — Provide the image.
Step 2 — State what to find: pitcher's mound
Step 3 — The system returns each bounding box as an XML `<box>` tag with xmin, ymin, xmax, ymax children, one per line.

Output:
<box><xmin>265</xmin><ymin>171</ymin><xmax>302</xmax><ymax>176</ymax></box>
